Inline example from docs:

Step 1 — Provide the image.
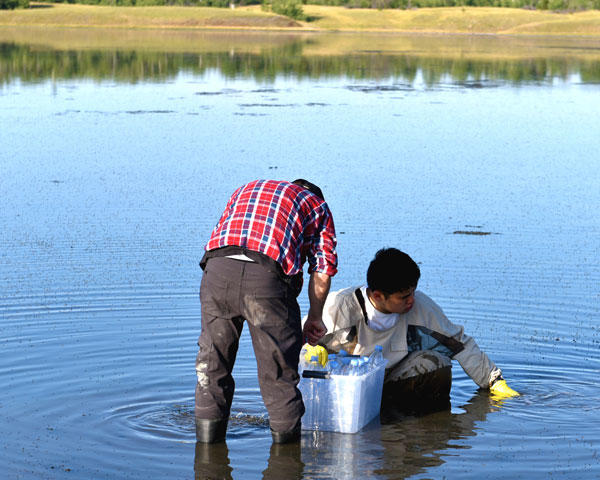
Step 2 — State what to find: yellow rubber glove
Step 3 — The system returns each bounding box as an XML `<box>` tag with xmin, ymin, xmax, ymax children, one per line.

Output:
<box><xmin>304</xmin><ymin>344</ymin><xmax>328</xmax><ymax>367</ymax></box>
<box><xmin>490</xmin><ymin>379</ymin><xmax>520</xmax><ymax>399</ymax></box>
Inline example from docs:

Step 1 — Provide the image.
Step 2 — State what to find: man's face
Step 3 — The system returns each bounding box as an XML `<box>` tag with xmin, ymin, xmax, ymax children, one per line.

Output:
<box><xmin>373</xmin><ymin>286</ymin><xmax>416</xmax><ymax>315</ymax></box>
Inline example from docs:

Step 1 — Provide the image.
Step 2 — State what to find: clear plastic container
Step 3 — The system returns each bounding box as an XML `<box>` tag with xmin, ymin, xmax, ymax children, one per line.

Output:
<box><xmin>299</xmin><ymin>359</ymin><xmax>387</xmax><ymax>433</ymax></box>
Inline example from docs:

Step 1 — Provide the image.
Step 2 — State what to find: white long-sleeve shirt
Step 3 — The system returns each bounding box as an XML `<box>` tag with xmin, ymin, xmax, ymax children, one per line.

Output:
<box><xmin>314</xmin><ymin>287</ymin><xmax>502</xmax><ymax>389</ymax></box>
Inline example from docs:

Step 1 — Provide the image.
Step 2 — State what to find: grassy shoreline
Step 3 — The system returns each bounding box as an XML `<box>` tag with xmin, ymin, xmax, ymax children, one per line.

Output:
<box><xmin>2</xmin><ymin>3</ymin><xmax>600</xmax><ymax>35</ymax></box>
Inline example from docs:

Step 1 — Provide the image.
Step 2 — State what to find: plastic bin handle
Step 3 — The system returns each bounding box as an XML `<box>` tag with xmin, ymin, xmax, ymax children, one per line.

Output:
<box><xmin>302</xmin><ymin>370</ymin><xmax>330</xmax><ymax>379</ymax></box>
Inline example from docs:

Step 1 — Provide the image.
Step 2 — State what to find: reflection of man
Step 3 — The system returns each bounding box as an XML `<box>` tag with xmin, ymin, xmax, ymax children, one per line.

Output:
<box><xmin>194</xmin><ymin>442</ymin><xmax>232</xmax><ymax>480</ymax></box>
<box><xmin>194</xmin><ymin>439</ymin><xmax>304</xmax><ymax>480</ymax></box>
<box><xmin>196</xmin><ymin>179</ymin><xmax>338</xmax><ymax>444</ymax></box>
<box><xmin>299</xmin><ymin>392</ymin><xmax>500</xmax><ymax>480</ymax></box>
<box><xmin>378</xmin><ymin>391</ymin><xmax>503</xmax><ymax>478</ymax></box>
<box><xmin>313</xmin><ymin>248</ymin><xmax>517</xmax><ymax>410</ymax></box>
<box><xmin>262</xmin><ymin>443</ymin><xmax>304</xmax><ymax>480</ymax></box>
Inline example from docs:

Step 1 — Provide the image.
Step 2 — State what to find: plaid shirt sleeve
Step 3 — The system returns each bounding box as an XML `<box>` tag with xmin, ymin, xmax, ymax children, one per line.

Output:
<box><xmin>302</xmin><ymin>203</ymin><xmax>337</xmax><ymax>276</ymax></box>
<box><xmin>205</xmin><ymin>180</ymin><xmax>337</xmax><ymax>277</ymax></box>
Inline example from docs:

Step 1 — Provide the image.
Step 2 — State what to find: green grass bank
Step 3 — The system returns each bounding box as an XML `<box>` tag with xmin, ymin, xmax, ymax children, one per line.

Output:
<box><xmin>2</xmin><ymin>3</ymin><xmax>600</xmax><ymax>34</ymax></box>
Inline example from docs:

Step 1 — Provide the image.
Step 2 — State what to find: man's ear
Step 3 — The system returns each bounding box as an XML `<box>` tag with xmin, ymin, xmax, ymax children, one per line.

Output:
<box><xmin>370</xmin><ymin>289</ymin><xmax>387</xmax><ymax>304</ymax></box>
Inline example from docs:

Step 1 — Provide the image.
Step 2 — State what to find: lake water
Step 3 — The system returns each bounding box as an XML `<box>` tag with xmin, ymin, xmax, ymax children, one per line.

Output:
<box><xmin>1</xmin><ymin>27</ymin><xmax>599</xmax><ymax>479</ymax></box>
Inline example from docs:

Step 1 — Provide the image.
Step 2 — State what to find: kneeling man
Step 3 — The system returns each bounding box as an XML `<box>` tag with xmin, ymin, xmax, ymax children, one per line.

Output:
<box><xmin>313</xmin><ymin>248</ymin><xmax>518</xmax><ymax>411</ymax></box>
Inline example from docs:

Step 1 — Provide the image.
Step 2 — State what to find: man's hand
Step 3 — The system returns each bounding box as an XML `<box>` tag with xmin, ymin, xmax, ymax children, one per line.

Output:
<box><xmin>303</xmin><ymin>313</ymin><xmax>327</xmax><ymax>346</ymax></box>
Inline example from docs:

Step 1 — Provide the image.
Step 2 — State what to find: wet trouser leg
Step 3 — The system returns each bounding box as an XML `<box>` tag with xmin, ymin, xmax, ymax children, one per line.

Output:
<box><xmin>244</xmin><ymin>297</ymin><xmax>304</xmax><ymax>433</ymax></box>
<box><xmin>195</xmin><ymin>257</ymin><xmax>304</xmax><ymax>435</ymax></box>
<box><xmin>240</xmin><ymin>260</ymin><xmax>304</xmax><ymax>433</ymax></box>
<box><xmin>382</xmin><ymin>350</ymin><xmax>452</xmax><ymax>412</ymax></box>
<box><xmin>195</xmin><ymin>257</ymin><xmax>245</xmax><ymax>422</ymax></box>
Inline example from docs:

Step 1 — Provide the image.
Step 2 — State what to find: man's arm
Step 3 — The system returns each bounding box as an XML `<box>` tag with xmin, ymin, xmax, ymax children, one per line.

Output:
<box><xmin>302</xmin><ymin>272</ymin><xmax>331</xmax><ymax>345</ymax></box>
<box><xmin>417</xmin><ymin>292</ymin><xmax>517</xmax><ymax>395</ymax></box>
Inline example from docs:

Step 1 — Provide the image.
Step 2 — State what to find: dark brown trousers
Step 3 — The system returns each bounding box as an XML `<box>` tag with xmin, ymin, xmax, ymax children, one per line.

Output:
<box><xmin>381</xmin><ymin>351</ymin><xmax>452</xmax><ymax>414</ymax></box>
<box><xmin>195</xmin><ymin>257</ymin><xmax>304</xmax><ymax>433</ymax></box>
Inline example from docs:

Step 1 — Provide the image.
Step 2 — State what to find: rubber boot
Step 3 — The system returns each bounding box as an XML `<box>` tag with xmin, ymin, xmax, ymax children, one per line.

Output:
<box><xmin>196</xmin><ymin>418</ymin><xmax>228</xmax><ymax>444</ymax></box>
<box><xmin>270</xmin><ymin>421</ymin><xmax>301</xmax><ymax>444</ymax></box>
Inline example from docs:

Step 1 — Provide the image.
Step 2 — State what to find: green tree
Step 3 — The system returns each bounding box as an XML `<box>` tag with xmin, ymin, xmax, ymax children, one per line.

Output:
<box><xmin>1</xmin><ymin>0</ymin><xmax>29</xmax><ymax>9</ymax></box>
<box><xmin>264</xmin><ymin>0</ymin><xmax>304</xmax><ymax>19</ymax></box>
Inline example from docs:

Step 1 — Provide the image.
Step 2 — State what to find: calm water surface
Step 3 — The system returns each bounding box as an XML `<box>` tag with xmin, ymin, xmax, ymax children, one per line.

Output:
<box><xmin>1</xmin><ymin>29</ymin><xmax>599</xmax><ymax>479</ymax></box>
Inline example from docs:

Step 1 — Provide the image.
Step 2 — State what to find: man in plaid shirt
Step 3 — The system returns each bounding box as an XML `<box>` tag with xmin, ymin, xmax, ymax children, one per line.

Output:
<box><xmin>195</xmin><ymin>179</ymin><xmax>338</xmax><ymax>444</ymax></box>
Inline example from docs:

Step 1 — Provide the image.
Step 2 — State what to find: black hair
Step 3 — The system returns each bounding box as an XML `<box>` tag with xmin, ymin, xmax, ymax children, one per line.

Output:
<box><xmin>367</xmin><ymin>248</ymin><xmax>420</xmax><ymax>295</ymax></box>
<box><xmin>292</xmin><ymin>178</ymin><xmax>324</xmax><ymax>201</ymax></box>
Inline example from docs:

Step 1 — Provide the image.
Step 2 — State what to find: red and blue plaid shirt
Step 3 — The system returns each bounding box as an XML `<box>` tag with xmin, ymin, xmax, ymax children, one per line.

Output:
<box><xmin>205</xmin><ymin>180</ymin><xmax>337</xmax><ymax>277</ymax></box>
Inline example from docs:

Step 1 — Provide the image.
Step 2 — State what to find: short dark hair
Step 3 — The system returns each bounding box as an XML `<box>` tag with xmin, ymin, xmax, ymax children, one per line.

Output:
<box><xmin>292</xmin><ymin>178</ymin><xmax>324</xmax><ymax>201</ymax></box>
<box><xmin>367</xmin><ymin>248</ymin><xmax>420</xmax><ymax>295</ymax></box>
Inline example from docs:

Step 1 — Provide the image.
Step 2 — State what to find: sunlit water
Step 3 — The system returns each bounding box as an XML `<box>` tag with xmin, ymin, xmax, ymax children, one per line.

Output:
<box><xmin>1</xmin><ymin>30</ymin><xmax>599</xmax><ymax>479</ymax></box>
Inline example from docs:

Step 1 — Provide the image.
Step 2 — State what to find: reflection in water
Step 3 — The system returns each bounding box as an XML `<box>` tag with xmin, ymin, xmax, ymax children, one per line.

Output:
<box><xmin>194</xmin><ymin>440</ymin><xmax>305</xmax><ymax>480</ymax></box>
<box><xmin>376</xmin><ymin>393</ymin><xmax>499</xmax><ymax>478</ymax></box>
<box><xmin>194</xmin><ymin>442</ymin><xmax>234</xmax><ymax>480</ymax></box>
<box><xmin>263</xmin><ymin>443</ymin><xmax>305</xmax><ymax>480</ymax></box>
<box><xmin>193</xmin><ymin>393</ymin><xmax>499</xmax><ymax>480</ymax></box>
<box><xmin>2</xmin><ymin>32</ymin><xmax>600</xmax><ymax>85</ymax></box>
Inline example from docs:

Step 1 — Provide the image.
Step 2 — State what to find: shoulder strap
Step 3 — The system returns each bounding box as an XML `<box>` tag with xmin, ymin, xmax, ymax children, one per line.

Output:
<box><xmin>354</xmin><ymin>288</ymin><xmax>369</xmax><ymax>326</ymax></box>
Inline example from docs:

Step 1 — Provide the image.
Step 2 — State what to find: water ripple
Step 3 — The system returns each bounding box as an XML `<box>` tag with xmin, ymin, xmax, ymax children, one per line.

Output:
<box><xmin>106</xmin><ymin>400</ymin><xmax>270</xmax><ymax>444</ymax></box>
